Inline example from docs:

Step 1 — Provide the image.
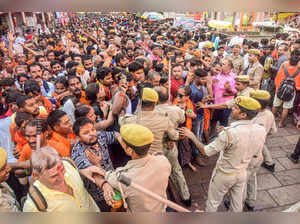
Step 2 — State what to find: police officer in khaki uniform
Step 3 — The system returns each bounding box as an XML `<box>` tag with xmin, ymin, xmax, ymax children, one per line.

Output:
<box><xmin>251</xmin><ymin>90</ymin><xmax>277</xmax><ymax>172</ymax></box>
<box><xmin>247</xmin><ymin>49</ymin><xmax>264</xmax><ymax>90</ymax></box>
<box><xmin>242</xmin><ymin>90</ymin><xmax>277</xmax><ymax>211</ymax></box>
<box><xmin>119</xmin><ymin>88</ymin><xmax>179</xmax><ymax>155</ymax></box>
<box><xmin>199</xmin><ymin>75</ymin><xmax>253</xmax><ymax>110</ymax></box>
<box><xmin>104</xmin><ymin>123</ymin><xmax>172</xmax><ymax>212</ymax></box>
<box><xmin>225</xmin><ymin>75</ymin><xmax>254</xmax><ymax>108</ymax></box>
<box><xmin>0</xmin><ymin>147</ymin><xmax>21</xmax><ymax>212</ymax></box>
<box><xmin>154</xmin><ymin>86</ymin><xmax>191</xmax><ymax>206</ymax></box>
<box><xmin>180</xmin><ymin>96</ymin><xmax>266</xmax><ymax>212</ymax></box>
<box><xmin>226</xmin><ymin>44</ymin><xmax>244</xmax><ymax>75</ymax></box>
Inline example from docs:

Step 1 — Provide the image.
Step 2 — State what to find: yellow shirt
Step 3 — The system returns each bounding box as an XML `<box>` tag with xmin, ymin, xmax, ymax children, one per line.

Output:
<box><xmin>23</xmin><ymin>161</ymin><xmax>99</xmax><ymax>212</ymax></box>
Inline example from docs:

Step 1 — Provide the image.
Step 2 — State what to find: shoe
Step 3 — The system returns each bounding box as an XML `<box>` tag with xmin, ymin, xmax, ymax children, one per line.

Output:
<box><xmin>288</xmin><ymin>154</ymin><xmax>299</xmax><ymax>164</ymax></box>
<box><xmin>166</xmin><ymin>207</ymin><xmax>177</xmax><ymax>212</ymax></box>
<box><xmin>182</xmin><ymin>197</ymin><xmax>192</xmax><ymax>207</ymax></box>
<box><xmin>194</xmin><ymin>157</ymin><xmax>207</xmax><ymax>167</ymax></box>
<box><xmin>244</xmin><ymin>202</ymin><xmax>254</xmax><ymax>212</ymax></box>
<box><xmin>224</xmin><ymin>200</ymin><xmax>230</xmax><ymax>210</ymax></box>
<box><xmin>261</xmin><ymin>162</ymin><xmax>275</xmax><ymax>172</ymax></box>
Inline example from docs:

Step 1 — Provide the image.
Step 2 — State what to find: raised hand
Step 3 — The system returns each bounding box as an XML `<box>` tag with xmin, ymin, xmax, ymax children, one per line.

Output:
<box><xmin>13</xmin><ymin>148</ymin><xmax>21</xmax><ymax>159</ymax></box>
<box><xmin>195</xmin><ymin>102</ymin><xmax>206</xmax><ymax>109</ymax></box>
<box><xmin>103</xmin><ymin>183</ymin><xmax>116</xmax><ymax>206</ymax></box>
<box><xmin>217</xmin><ymin>126</ymin><xmax>224</xmax><ymax>134</ymax></box>
<box><xmin>186</xmin><ymin>109</ymin><xmax>196</xmax><ymax>118</ymax></box>
<box><xmin>224</xmin><ymin>81</ymin><xmax>232</xmax><ymax>91</ymax></box>
<box><xmin>86</xmin><ymin>149</ymin><xmax>102</xmax><ymax>166</ymax></box>
<box><xmin>178</xmin><ymin>127</ymin><xmax>195</xmax><ymax>140</ymax></box>
<box><xmin>79</xmin><ymin>166</ymin><xmax>106</xmax><ymax>183</ymax></box>
<box><xmin>8</xmin><ymin>30</ymin><xmax>15</xmax><ymax>42</ymax></box>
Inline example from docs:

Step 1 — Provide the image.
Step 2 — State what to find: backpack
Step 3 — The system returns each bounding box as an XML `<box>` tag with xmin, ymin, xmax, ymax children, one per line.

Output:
<box><xmin>276</xmin><ymin>64</ymin><xmax>300</xmax><ymax>102</ymax></box>
<box><xmin>28</xmin><ymin>158</ymin><xmax>77</xmax><ymax>212</ymax></box>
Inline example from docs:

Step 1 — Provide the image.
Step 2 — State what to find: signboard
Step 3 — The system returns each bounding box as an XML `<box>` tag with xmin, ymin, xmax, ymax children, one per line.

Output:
<box><xmin>194</xmin><ymin>13</ymin><xmax>202</xmax><ymax>21</ymax></box>
<box><xmin>174</xmin><ymin>17</ymin><xmax>195</xmax><ymax>30</ymax></box>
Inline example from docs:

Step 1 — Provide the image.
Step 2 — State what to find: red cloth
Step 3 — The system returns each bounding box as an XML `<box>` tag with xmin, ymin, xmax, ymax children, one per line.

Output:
<box><xmin>171</xmin><ymin>78</ymin><xmax>184</xmax><ymax>99</ymax></box>
<box><xmin>25</xmin><ymin>34</ymin><xmax>32</xmax><ymax>41</ymax></box>
<box><xmin>0</xmin><ymin>108</ymin><xmax>13</xmax><ymax>119</ymax></box>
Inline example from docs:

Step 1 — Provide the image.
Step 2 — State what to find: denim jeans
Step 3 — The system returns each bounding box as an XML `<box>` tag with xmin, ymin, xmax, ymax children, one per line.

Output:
<box><xmin>191</xmin><ymin>118</ymin><xmax>204</xmax><ymax>158</ymax></box>
<box><xmin>212</xmin><ymin>108</ymin><xmax>232</xmax><ymax>127</ymax></box>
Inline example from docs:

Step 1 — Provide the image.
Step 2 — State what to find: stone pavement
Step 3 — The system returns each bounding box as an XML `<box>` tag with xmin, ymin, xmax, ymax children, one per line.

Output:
<box><xmin>182</xmin><ymin>117</ymin><xmax>300</xmax><ymax>212</ymax></box>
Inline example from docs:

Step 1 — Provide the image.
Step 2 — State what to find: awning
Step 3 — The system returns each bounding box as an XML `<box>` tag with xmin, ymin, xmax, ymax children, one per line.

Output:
<box><xmin>208</xmin><ymin>20</ymin><xmax>232</xmax><ymax>29</ymax></box>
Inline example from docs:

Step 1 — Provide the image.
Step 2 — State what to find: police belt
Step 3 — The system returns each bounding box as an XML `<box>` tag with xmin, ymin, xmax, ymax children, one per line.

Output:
<box><xmin>216</xmin><ymin>166</ymin><xmax>246</xmax><ymax>176</ymax></box>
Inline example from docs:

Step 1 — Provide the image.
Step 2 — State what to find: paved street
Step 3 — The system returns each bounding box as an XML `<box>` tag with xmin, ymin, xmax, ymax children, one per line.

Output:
<box><xmin>183</xmin><ymin>117</ymin><xmax>300</xmax><ymax>212</ymax></box>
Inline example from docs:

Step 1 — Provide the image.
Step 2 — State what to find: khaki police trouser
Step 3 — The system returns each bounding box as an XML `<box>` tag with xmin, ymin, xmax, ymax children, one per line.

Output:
<box><xmin>244</xmin><ymin>167</ymin><xmax>259</xmax><ymax>207</ymax></box>
<box><xmin>263</xmin><ymin>145</ymin><xmax>274</xmax><ymax>166</ymax></box>
<box><xmin>163</xmin><ymin>144</ymin><xmax>191</xmax><ymax>201</ymax></box>
<box><xmin>206</xmin><ymin>168</ymin><xmax>247</xmax><ymax>212</ymax></box>
<box><xmin>244</xmin><ymin>166</ymin><xmax>260</xmax><ymax>208</ymax></box>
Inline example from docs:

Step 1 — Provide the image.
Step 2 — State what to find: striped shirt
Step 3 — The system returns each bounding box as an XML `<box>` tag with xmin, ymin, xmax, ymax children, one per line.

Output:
<box><xmin>71</xmin><ymin>131</ymin><xmax>115</xmax><ymax>209</ymax></box>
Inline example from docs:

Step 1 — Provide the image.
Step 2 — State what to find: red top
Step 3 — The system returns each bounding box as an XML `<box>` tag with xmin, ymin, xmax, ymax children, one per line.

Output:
<box><xmin>171</xmin><ymin>78</ymin><xmax>184</xmax><ymax>99</ymax></box>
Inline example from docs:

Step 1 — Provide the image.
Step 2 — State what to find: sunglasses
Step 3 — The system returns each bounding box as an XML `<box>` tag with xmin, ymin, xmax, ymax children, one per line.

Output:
<box><xmin>178</xmin><ymin>93</ymin><xmax>186</xmax><ymax>98</ymax></box>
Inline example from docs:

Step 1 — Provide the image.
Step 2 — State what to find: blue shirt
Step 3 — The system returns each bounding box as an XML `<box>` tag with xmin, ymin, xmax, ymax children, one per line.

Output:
<box><xmin>71</xmin><ymin>131</ymin><xmax>115</xmax><ymax>208</ymax></box>
<box><xmin>190</xmin><ymin>83</ymin><xmax>205</xmax><ymax>120</ymax></box>
<box><xmin>41</xmin><ymin>81</ymin><xmax>55</xmax><ymax>98</ymax></box>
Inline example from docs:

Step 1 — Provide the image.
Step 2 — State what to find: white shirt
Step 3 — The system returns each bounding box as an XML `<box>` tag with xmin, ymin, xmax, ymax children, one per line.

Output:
<box><xmin>0</xmin><ymin>117</ymin><xmax>17</xmax><ymax>163</ymax></box>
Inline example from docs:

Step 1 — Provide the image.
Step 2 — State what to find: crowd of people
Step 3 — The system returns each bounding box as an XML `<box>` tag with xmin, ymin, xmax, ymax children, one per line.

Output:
<box><xmin>0</xmin><ymin>13</ymin><xmax>300</xmax><ymax>212</ymax></box>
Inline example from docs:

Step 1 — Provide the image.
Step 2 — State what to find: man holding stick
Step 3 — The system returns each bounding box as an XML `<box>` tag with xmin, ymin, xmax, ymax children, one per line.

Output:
<box><xmin>91</xmin><ymin>123</ymin><xmax>172</xmax><ymax>212</ymax></box>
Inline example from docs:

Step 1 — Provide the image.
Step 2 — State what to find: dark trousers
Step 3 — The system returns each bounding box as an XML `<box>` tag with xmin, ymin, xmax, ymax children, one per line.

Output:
<box><xmin>291</xmin><ymin>136</ymin><xmax>300</xmax><ymax>160</ymax></box>
<box><xmin>131</xmin><ymin>97</ymin><xmax>139</xmax><ymax>114</ymax></box>
<box><xmin>212</xmin><ymin>109</ymin><xmax>232</xmax><ymax>127</ymax></box>
<box><xmin>6</xmin><ymin>173</ymin><xmax>29</xmax><ymax>203</ymax></box>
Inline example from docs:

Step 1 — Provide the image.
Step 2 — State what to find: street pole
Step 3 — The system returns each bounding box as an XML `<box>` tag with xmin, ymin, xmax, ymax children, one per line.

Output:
<box><xmin>168</xmin><ymin>59</ymin><xmax>171</xmax><ymax>102</ymax></box>
<box><xmin>8</xmin><ymin>11</ymin><xmax>14</xmax><ymax>32</ymax></box>
<box><xmin>21</xmin><ymin>12</ymin><xmax>27</xmax><ymax>26</ymax></box>
<box><xmin>118</xmin><ymin>174</ymin><xmax>193</xmax><ymax>212</ymax></box>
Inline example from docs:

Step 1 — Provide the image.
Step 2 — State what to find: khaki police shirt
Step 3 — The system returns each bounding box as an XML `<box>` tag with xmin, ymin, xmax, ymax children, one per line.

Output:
<box><xmin>155</xmin><ymin>104</ymin><xmax>185</xmax><ymax>128</ymax></box>
<box><xmin>226</xmin><ymin>54</ymin><xmax>245</xmax><ymax>75</ymax></box>
<box><xmin>225</xmin><ymin>87</ymin><xmax>254</xmax><ymax>108</ymax></box>
<box><xmin>155</xmin><ymin>104</ymin><xmax>185</xmax><ymax>151</ymax></box>
<box><xmin>0</xmin><ymin>182</ymin><xmax>20</xmax><ymax>212</ymax></box>
<box><xmin>204</xmin><ymin>120</ymin><xmax>266</xmax><ymax>174</ymax></box>
<box><xmin>249</xmin><ymin>109</ymin><xmax>277</xmax><ymax>170</ymax></box>
<box><xmin>252</xmin><ymin>109</ymin><xmax>277</xmax><ymax>135</ymax></box>
<box><xmin>247</xmin><ymin>61</ymin><xmax>264</xmax><ymax>90</ymax></box>
<box><xmin>119</xmin><ymin>111</ymin><xmax>179</xmax><ymax>154</ymax></box>
<box><xmin>105</xmin><ymin>155</ymin><xmax>171</xmax><ymax>212</ymax></box>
